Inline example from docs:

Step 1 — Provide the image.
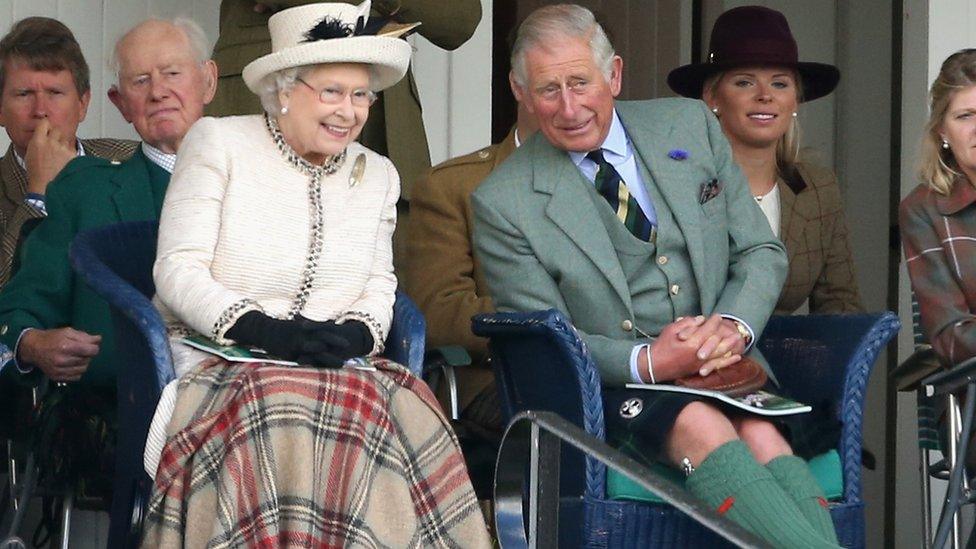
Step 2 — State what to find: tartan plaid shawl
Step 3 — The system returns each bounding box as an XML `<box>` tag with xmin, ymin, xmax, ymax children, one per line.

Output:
<box><xmin>141</xmin><ymin>358</ymin><xmax>491</xmax><ymax>548</ymax></box>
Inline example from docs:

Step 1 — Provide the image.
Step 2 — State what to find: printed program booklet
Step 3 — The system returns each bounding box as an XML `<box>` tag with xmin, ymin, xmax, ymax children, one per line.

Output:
<box><xmin>180</xmin><ymin>335</ymin><xmax>376</xmax><ymax>371</ymax></box>
<box><xmin>623</xmin><ymin>384</ymin><xmax>811</xmax><ymax>416</ymax></box>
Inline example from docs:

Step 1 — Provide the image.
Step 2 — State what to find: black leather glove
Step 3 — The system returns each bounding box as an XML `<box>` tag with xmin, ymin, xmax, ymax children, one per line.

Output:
<box><xmin>226</xmin><ymin>312</ymin><xmax>348</xmax><ymax>367</ymax></box>
<box><xmin>226</xmin><ymin>313</ymin><xmax>374</xmax><ymax>369</ymax></box>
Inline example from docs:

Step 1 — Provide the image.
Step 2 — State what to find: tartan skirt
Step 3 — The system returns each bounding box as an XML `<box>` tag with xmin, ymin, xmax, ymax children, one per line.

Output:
<box><xmin>141</xmin><ymin>358</ymin><xmax>491</xmax><ymax>548</ymax></box>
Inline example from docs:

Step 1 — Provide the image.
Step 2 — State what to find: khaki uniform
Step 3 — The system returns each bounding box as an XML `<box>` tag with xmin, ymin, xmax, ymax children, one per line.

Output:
<box><xmin>404</xmin><ymin>130</ymin><xmax>516</xmax><ymax>415</ymax></box>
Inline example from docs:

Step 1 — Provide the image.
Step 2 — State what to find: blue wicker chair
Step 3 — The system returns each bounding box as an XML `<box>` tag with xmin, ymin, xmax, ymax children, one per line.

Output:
<box><xmin>68</xmin><ymin>220</ymin><xmax>426</xmax><ymax>548</ymax></box>
<box><xmin>472</xmin><ymin>310</ymin><xmax>900</xmax><ymax>548</ymax></box>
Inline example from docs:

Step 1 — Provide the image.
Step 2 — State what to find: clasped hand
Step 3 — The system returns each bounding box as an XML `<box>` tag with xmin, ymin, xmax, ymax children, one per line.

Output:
<box><xmin>227</xmin><ymin>312</ymin><xmax>373</xmax><ymax>368</ymax></box>
<box><xmin>647</xmin><ymin>314</ymin><xmax>746</xmax><ymax>382</ymax></box>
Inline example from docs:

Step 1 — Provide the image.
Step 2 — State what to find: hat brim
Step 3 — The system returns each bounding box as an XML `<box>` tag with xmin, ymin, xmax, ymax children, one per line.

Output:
<box><xmin>667</xmin><ymin>61</ymin><xmax>840</xmax><ymax>103</ymax></box>
<box><xmin>242</xmin><ymin>36</ymin><xmax>412</xmax><ymax>94</ymax></box>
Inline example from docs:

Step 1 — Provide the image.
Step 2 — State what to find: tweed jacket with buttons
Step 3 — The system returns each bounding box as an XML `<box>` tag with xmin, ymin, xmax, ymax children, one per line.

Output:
<box><xmin>775</xmin><ymin>161</ymin><xmax>863</xmax><ymax>314</ymax></box>
<box><xmin>901</xmin><ymin>179</ymin><xmax>976</xmax><ymax>365</ymax></box>
<box><xmin>0</xmin><ymin>138</ymin><xmax>136</xmax><ymax>289</ymax></box>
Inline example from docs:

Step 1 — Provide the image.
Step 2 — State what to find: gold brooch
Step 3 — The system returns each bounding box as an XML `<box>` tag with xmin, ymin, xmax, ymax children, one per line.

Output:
<box><xmin>349</xmin><ymin>153</ymin><xmax>366</xmax><ymax>188</ymax></box>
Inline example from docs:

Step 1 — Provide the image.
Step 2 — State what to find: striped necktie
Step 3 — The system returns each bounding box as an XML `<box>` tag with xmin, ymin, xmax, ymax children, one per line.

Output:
<box><xmin>586</xmin><ymin>149</ymin><xmax>655</xmax><ymax>242</ymax></box>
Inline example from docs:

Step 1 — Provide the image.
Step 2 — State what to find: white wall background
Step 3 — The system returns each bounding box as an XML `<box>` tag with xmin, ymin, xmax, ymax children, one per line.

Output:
<box><xmin>0</xmin><ymin>0</ymin><xmax>493</xmax><ymax>162</ymax></box>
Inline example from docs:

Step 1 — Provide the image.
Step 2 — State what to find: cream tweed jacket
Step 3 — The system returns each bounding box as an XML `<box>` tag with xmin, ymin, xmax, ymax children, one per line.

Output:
<box><xmin>153</xmin><ymin>115</ymin><xmax>398</xmax><ymax>355</ymax></box>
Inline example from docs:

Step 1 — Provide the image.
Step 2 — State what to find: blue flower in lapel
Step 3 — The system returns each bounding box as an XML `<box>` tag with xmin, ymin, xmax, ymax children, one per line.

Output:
<box><xmin>667</xmin><ymin>149</ymin><xmax>688</xmax><ymax>161</ymax></box>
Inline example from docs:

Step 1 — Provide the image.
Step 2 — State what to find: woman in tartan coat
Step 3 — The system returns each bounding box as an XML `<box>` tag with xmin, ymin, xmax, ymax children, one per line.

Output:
<box><xmin>901</xmin><ymin>49</ymin><xmax>976</xmax><ymax>367</ymax></box>
<box><xmin>140</xmin><ymin>3</ymin><xmax>490</xmax><ymax>546</ymax></box>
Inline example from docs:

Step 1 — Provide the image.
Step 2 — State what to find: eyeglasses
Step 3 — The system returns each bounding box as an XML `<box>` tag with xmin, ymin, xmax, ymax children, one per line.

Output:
<box><xmin>296</xmin><ymin>77</ymin><xmax>377</xmax><ymax>107</ymax></box>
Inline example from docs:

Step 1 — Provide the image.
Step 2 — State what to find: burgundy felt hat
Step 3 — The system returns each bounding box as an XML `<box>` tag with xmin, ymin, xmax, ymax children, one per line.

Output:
<box><xmin>667</xmin><ymin>5</ymin><xmax>840</xmax><ymax>102</ymax></box>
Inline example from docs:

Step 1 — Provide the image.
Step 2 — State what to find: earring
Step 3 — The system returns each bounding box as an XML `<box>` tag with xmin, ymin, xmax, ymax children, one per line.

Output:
<box><xmin>280</xmin><ymin>105</ymin><xmax>289</xmax><ymax>115</ymax></box>
<box><xmin>711</xmin><ymin>107</ymin><xmax>719</xmax><ymax>115</ymax></box>
<box><xmin>792</xmin><ymin>112</ymin><xmax>798</xmax><ymax>118</ymax></box>
<box><xmin>942</xmin><ymin>138</ymin><xmax>951</xmax><ymax>150</ymax></box>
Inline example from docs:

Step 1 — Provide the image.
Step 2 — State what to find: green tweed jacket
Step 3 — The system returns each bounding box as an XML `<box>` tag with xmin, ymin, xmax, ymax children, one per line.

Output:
<box><xmin>472</xmin><ymin>99</ymin><xmax>788</xmax><ymax>386</ymax></box>
<box><xmin>0</xmin><ymin>148</ymin><xmax>168</xmax><ymax>388</ymax></box>
<box><xmin>208</xmin><ymin>0</ymin><xmax>482</xmax><ymax>202</ymax></box>
<box><xmin>0</xmin><ymin>138</ymin><xmax>137</xmax><ymax>289</ymax></box>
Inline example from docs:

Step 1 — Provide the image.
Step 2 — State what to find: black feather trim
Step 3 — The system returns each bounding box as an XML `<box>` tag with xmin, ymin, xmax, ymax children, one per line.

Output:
<box><xmin>303</xmin><ymin>16</ymin><xmax>354</xmax><ymax>42</ymax></box>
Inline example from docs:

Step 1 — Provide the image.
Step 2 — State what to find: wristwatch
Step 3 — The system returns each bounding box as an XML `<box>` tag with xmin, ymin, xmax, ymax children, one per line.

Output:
<box><xmin>732</xmin><ymin>319</ymin><xmax>752</xmax><ymax>345</ymax></box>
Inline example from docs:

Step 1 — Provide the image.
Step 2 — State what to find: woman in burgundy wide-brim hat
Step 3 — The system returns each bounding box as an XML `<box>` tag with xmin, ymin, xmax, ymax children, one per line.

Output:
<box><xmin>668</xmin><ymin>5</ymin><xmax>863</xmax><ymax>318</ymax></box>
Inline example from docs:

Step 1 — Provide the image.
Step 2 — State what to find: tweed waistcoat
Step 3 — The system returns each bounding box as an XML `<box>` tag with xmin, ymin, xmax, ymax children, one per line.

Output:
<box><xmin>586</xmin><ymin>159</ymin><xmax>701</xmax><ymax>339</ymax></box>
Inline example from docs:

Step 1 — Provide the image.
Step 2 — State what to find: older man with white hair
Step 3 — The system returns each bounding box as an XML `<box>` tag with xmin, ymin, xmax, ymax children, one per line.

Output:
<box><xmin>0</xmin><ymin>17</ymin><xmax>216</xmax><ymax>393</ymax></box>
<box><xmin>472</xmin><ymin>4</ymin><xmax>843</xmax><ymax>548</ymax></box>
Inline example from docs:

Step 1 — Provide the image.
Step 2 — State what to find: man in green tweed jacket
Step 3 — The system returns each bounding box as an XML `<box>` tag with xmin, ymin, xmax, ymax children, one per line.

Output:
<box><xmin>0</xmin><ymin>18</ymin><xmax>216</xmax><ymax>391</ymax></box>
<box><xmin>0</xmin><ymin>17</ymin><xmax>137</xmax><ymax>289</ymax></box>
<box><xmin>473</xmin><ymin>5</ymin><xmax>843</xmax><ymax>548</ymax></box>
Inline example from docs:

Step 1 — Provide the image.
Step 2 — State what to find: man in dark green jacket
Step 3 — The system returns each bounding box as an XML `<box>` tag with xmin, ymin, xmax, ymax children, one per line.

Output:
<box><xmin>0</xmin><ymin>17</ymin><xmax>217</xmax><ymax>389</ymax></box>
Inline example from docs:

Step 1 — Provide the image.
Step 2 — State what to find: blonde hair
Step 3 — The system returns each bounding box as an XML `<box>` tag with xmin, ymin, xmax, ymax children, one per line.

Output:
<box><xmin>703</xmin><ymin>70</ymin><xmax>804</xmax><ymax>180</ymax></box>
<box><xmin>919</xmin><ymin>49</ymin><xmax>976</xmax><ymax>195</ymax></box>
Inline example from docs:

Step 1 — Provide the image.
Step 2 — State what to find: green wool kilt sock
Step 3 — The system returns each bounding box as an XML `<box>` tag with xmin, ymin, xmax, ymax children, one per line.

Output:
<box><xmin>685</xmin><ymin>440</ymin><xmax>841</xmax><ymax>549</ymax></box>
<box><xmin>766</xmin><ymin>454</ymin><xmax>839</xmax><ymax>544</ymax></box>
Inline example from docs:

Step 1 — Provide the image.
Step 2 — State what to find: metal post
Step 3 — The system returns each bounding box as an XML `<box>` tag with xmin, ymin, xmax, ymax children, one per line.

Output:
<box><xmin>528</xmin><ymin>423</ymin><xmax>560</xmax><ymax>548</ymax></box>
<box><xmin>59</xmin><ymin>492</ymin><xmax>73</xmax><ymax>549</ymax></box>
<box><xmin>921</xmin><ymin>446</ymin><xmax>932</xmax><ymax>548</ymax></box>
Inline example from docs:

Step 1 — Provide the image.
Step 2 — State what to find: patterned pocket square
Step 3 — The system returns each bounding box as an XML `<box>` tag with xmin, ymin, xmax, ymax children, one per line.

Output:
<box><xmin>699</xmin><ymin>178</ymin><xmax>721</xmax><ymax>204</ymax></box>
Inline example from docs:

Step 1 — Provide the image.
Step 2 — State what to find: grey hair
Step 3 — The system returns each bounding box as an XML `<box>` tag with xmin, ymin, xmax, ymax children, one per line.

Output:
<box><xmin>257</xmin><ymin>63</ymin><xmax>378</xmax><ymax>115</ymax></box>
<box><xmin>109</xmin><ymin>17</ymin><xmax>212</xmax><ymax>84</ymax></box>
<box><xmin>510</xmin><ymin>4</ymin><xmax>615</xmax><ymax>88</ymax></box>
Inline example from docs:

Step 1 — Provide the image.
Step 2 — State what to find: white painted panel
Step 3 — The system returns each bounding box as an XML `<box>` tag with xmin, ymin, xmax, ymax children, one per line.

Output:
<box><xmin>12</xmin><ymin>0</ymin><xmax>56</xmax><ymax>19</ymax></box>
<box><xmin>415</xmin><ymin>0</ymin><xmax>492</xmax><ymax>166</ymax></box>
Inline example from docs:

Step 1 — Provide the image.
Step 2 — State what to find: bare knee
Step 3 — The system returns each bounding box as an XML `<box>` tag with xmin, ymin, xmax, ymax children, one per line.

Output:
<box><xmin>665</xmin><ymin>402</ymin><xmax>737</xmax><ymax>468</ymax></box>
<box><xmin>734</xmin><ymin>416</ymin><xmax>793</xmax><ymax>464</ymax></box>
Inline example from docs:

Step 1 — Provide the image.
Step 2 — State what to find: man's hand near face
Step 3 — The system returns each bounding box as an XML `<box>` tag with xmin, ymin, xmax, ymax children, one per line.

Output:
<box><xmin>18</xmin><ymin>327</ymin><xmax>101</xmax><ymax>382</ymax></box>
<box><xmin>25</xmin><ymin>118</ymin><xmax>76</xmax><ymax>195</ymax></box>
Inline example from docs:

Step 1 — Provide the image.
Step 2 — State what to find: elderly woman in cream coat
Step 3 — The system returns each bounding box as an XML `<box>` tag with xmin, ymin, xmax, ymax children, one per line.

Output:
<box><xmin>141</xmin><ymin>3</ymin><xmax>490</xmax><ymax>547</ymax></box>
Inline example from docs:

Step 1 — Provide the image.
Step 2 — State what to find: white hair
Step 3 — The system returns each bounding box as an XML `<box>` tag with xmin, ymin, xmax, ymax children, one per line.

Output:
<box><xmin>109</xmin><ymin>17</ymin><xmax>212</xmax><ymax>84</ymax></box>
<box><xmin>510</xmin><ymin>4</ymin><xmax>615</xmax><ymax>88</ymax></box>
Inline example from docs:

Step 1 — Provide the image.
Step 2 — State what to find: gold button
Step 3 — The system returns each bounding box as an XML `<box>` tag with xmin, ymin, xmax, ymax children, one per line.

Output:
<box><xmin>621</xmin><ymin>319</ymin><xmax>633</xmax><ymax>332</ymax></box>
<box><xmin>657</xmin><ymin>256</ymin><xmax>668</xmax><ymax>265</ymax></box>
<box><xmin>478</xmin><ymin>149</ymin><xmax>490</xmax><ymax>159</ymax></box>
<box><xmin>670</xmin><ymin>284</ymin><xmax>680</xmax><ymax>295</ymax></box>
<box><xmin>0</xmin><ymin>325</ymin><xmax>7</xmax><ymax>335</ymax></box>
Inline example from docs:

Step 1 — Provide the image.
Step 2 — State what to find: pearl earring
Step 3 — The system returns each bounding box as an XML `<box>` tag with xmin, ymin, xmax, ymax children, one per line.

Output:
<box><xmin>792</xmin><ymin>112</ymin><xmax>798</xmax><ymax>118</ymax></box>
<box><xmin>280</xmin><ymin>105</ymin><xmax>289</xmax><ymax>115</ymax></box>
<box><xmin>942</xmin><ymin>138</ymin><xmax>950</xmax><ymax>150</ymax></box>
<box><xmin>711</xmin><ymin>107</ymin><xmax>719</xmax><ymax>115</ymax></box>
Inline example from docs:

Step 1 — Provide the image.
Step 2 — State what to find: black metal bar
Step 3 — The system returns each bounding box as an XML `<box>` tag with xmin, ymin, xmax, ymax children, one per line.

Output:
<box><xmin>495</xmin><ymin>411</ymin><xmax>772</xmax><ymax>549</ymax></box>
<box><xmin>923</xmin><ymin>356</ymin><xmax>976</xmax><ymax>397</ymax></box>
<box><xmin>932</xmin><ymin>382</ymin><xmax>976</xmax><ymax>548</ymax></box>
<box><xmin>528</xmin><ymin>424</ymin><xmax>560</xmax><ymax>548</ymax></box>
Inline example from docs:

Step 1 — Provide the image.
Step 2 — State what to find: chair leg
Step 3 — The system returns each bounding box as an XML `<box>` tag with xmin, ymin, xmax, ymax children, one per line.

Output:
<box><xmin>922</xmin><ymin>447</ymin><xmax>933</xmax><ymax>548</ymax></box>
<box><xmin>441</xmin><ymin>365</ymin><xmax>460</xmax><ymax>421</ymax></box>
<box><xmin>3</xmin><ymin>454</ymin><xmax>36</xmax><ymax>547</ymax></box>
<box><xmin>59</xmin><ymin>492</ymin><xmax>72</xmax><ymax>549</ymax></box>
<box><xmin>934</xmin><ymin>385</ymin><xmax>976</xmax><ymax>549</ymax></box>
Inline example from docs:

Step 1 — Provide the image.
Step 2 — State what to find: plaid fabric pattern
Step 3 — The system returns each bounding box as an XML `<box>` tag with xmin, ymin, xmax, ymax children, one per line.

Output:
<box><xmin>142</xmin><ymin>358</ymin><xmax>491</xmax><ymax>548</ymax></box>
<box><xmin>775</xmin><ymin>162</ymin><xmax>863</xmax><ymax>314</ymax></box>
<box><xmin>900</xmin><ymin>179</ymin><xmax>976</xmax><ymax>365</ymax></box>
<box><xmin>0</xmin><ymin>138</ymin><xmax>137</xmax><ymax>288</ymax></box>
<box><xmin>586</xmin><ymin>149</ymin><xmax>655</xmax><ymax>242</ymax></box>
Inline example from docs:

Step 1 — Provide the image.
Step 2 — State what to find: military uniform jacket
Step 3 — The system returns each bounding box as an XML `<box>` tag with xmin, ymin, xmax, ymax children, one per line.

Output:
<box><xmin>404</xmin><ymin>129</ymin><xmax>515</xmax><ymax>409</ymax></box>
<box><xmin>776</xmin><ymin>161</ymin><xmax>863</xmax><ymax>314</ymax></box>
<box><xmin>0</xmin><ymin>148</ymin><xmax>168</xmax><ymax>388</ymax></box>
<box><xmin>208</xmin><ymin>0</ymin><xmax>482</xmax><ymax>201</ymax></box>
<box><xmin>472</xmin><ymin>99</ymin><xmax>788</xmax><ymax>386</ymax></box>
<box><xmin>901</xmin><ymin>179</ymin><xmax>976</xmax><ymax>365</ymax></box>
<box><xmin>0</xmin><ymin>138</ymin><xmax>136</xmax><ymax>288</ymax></box>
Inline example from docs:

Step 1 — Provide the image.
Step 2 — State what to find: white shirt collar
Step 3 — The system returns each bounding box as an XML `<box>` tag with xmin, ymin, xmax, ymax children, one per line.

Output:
<box><xmin>13</xmin><ymin>138</ymin><xmax>85</xmax><ymax>171</ymax></box>
<box><xmin>568</xmin><ymin>109</ymin><xmax>628</xmax><ymax>168</ymax></box>
<box><xmin>141</xmin><ymin>142</ymin><xmax>177</xmax><ymax>173</ymax></box>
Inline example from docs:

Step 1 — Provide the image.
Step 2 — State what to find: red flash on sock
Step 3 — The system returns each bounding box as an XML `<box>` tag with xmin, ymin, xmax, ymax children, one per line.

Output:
<box><xmin>717</xmin><ymin>497</ymin><xmax>735</xmax><ymax>515</ymax></box>
<box><xmin>817</xmin><ymin>497</ymin><xmax>829</xmax><ymax>509</ymax></box>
